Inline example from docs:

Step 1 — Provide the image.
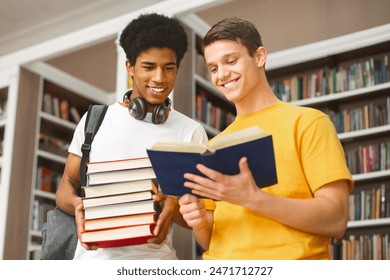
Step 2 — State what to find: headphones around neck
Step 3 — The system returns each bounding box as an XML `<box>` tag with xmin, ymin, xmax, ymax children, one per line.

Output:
<box><xmin>123</xmin><ymin>90</ymin><xmax>171</xmax><ymax>124</ymax></box>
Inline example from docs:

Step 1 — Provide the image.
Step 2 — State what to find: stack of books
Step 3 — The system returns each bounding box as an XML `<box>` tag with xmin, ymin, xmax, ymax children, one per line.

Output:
<box><xmin>80</xmin><ymin>157</ymin><xmax>160</xmax><ymax>248</ymax></box>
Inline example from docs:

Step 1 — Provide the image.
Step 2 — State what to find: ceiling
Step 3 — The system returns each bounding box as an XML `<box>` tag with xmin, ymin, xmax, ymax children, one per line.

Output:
<box><xmin>0</xmin><ymin>0</ymin><xmax>166</xmax><ymax>56</ymax></box>
<box><xmin>2</xmin><ymin>0</ymin><xmax>390</xmax><ymax>58</ymax></box>
<box><xmin>1</xmin><ymin>0</ymin><xmax>389</xmax><ymax>93</ymax></box>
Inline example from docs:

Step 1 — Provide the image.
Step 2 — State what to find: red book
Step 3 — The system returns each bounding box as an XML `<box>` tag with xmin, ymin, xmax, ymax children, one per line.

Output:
<box><xmin>81</xmin><ymin>223</ymin><xmax>156</xmax><ymax>248</ymax></box>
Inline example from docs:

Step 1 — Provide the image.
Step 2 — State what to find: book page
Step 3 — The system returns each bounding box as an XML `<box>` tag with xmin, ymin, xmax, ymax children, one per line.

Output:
<box><xmin>150</xmin><ymin>141</ymin><xmax>208</xmax><ymax>153</ymax></box>
<box><xmin>209</xmin><ymin>126</ymin><xmax>268</xmax><ymax>150</ymax></box>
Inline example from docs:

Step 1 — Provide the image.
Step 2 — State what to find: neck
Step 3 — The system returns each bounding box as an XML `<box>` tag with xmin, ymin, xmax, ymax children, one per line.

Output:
<box><xmin>235</xmin><ymin>82</ymin><xmax>279</xmax><ymax>116</ymax></box>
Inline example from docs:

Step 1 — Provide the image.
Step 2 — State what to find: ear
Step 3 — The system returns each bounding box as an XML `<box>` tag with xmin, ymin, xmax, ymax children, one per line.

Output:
<box><xmin>255</xmin><ymin>47</ymin><xmax>267</xmax><ymax>68</ymax></box>
<box><xmin>125</xmin><ymin>60</ymin><xmax>134</xmax><ymax>76</ymax></box>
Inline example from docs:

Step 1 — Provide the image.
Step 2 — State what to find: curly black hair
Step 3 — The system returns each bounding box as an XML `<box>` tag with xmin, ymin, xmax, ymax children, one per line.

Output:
<box><xmin>119</xmin><ymin>13</ymin><xmax>188</xmax><ymax>68</ymax></box>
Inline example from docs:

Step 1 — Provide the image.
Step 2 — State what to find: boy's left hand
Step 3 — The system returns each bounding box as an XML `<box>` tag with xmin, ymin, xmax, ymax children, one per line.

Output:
<box><xmin>148</xmin><ymin>193</ymin><xmax>176</xmax><ymax>244</ymax></box>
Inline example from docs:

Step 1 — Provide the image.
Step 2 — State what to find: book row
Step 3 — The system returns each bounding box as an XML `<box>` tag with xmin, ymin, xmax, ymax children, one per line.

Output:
<box><xmin>42</xmin><ymin>92</ymin><xmax>81</xmax><ymax>124</ymax></box>
<box><xmin>271</xmin><ymin>55</ymin><xmax>389</xmax><ymax>102</ymax></box>
<box><xmin>35</xmin><ymin>166</ymin><xmax>62</xmax><ymax>194</ymax></box>
<box><xmin>38</xmin><ymin>133</ymin><xmax>70</xmax><ymax>157</ymax></box>
<box><xmin>349</xmin><ymin>183</ymin><xmax>390</xmax><ymax>221</ymax></box>
<box><xmin>195</xmin><ymin>51</ymin><xmax>210</xmax><ymax>82</ymax></box>
<box><xmin>346</xmin><ymin>141</ymin><xmax>390</xmax><ymax>175</ymax></box>
<box><xmin>331</xmin><ymin>233</ymin><xmax>390</xmax><ymax>260</ymax></box>
<box><xmin>328</xmin><ymin>97</ymin><xmax>390</xmax><ymax>134</ymax></box>
<box><xmin>195</xmin><ymin>90</ymin><xmax>235</xmax><ymax>131</ymax></box>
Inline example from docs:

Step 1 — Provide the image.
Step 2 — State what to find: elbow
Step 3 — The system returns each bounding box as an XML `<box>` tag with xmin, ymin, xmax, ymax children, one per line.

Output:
<box><xmin>332</xmin><ymin>225</ymin><xmax>347</xmax><ymax>239</ymax></box>
<box><xmin>330</xmin><ymin>215</ymin><xmax>348</xmax><ymax>239</ymax></box>
<box><xmin>55</xmin><ymin>190</ymin><xmax>61</xmax><ymax>208</ymax></box>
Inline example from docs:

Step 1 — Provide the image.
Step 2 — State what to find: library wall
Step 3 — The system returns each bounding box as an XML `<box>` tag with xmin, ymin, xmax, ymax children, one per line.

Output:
<box><xmin>197</xmin><ymin>0</ymin><xmax>390</xmax><ymax>52</ymax></box>
<box><xmin>38</xmin><ymin>0</ymin><xmax>390</xmax><ymax>94</ymax></box>
<box><xmin>45</xmin><ymin>39</ymin><xmax>117</xmax><ymax>93</ymax></box>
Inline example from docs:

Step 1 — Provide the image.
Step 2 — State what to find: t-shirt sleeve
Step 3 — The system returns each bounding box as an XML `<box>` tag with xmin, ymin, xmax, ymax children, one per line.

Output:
<box><xmin>202</xmin><ymin>198</ymin><xmax>216</xmax><ymax>211</ymax></box>
<box><xmin>191</xmin><ymin>125</ymin><xmax>208</xmax><ymax>145</ymax></box>
<box><xmin>300</xmin><ymin>114</ymin><xmax>354</xmax><ymax>192</ymax></box>
<box><xmin>68</xmin><ymin>112</ymin><xmax>87</xmax><ymax>157</ymax></box>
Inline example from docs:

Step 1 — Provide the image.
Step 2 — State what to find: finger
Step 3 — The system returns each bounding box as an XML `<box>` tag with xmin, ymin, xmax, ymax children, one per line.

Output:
<box><xmin>238</xmin><ymin>157</ymin><xmax>257</xmax><ymax>186</ymax></box>
<box><xmin>149</xmin><ymin>222</ymin><xmax>169</xmax><ymax>244</ymax></box>
<box><xmin>179</xmin><ymin>193</ymin><xmax>199</xmax><ymax>205</ymax></box>
<box><xmin>153</xmin><ymin>192</ymin><xmax>166</xmax><ymax>202</ymax></box>
<box><xmin>81</xmin><ymin>241</ymin><xmax>99</xmax><ymax>250</ymax></box>
<box><xmin>195</xmin><ymin>164</ymin><xmax>223</xmax><ymax>182</ymax></box>
<box><xmin>184</xmin><ymin>172</ymin><xmax>215</xmax><ymax>189</ymax></box>
<box><xmin>238</xmin><ymin>157</ymin><xmax>251</xmax><ymax>174</ymax></box>
<box><xmin>183</xmin><ymin>180</ymin><xmax>219</xmax><ymax>200</ymax></box>
<box><xmin>152</xmin><ymin>224</ymin><xmax>160</xmax><ymax>237</ymax></box>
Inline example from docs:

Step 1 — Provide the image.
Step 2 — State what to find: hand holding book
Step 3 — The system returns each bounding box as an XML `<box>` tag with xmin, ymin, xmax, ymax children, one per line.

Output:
<box><xmin>183</xmin><ymin>156</ymin><xmax>262</xmax><ymax>202</ymax></box>
<box><xmin>147</xmin><ymin>126</ymin><xmax>278</xmax><ymax>197</ymax></box>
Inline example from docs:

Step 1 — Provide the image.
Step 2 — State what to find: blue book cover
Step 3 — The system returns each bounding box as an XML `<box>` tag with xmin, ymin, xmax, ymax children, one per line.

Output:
<box><xmin>147</xmin><ymin>129</ymin><xmax>278</xmax><ymax>197</ymax></box>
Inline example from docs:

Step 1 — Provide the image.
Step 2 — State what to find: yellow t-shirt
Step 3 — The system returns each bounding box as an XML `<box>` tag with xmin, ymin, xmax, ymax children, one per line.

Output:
<box><xmin>203</xmin><ymin>102</ymin><xmax>353</xmax><ymax>260</ymax></box>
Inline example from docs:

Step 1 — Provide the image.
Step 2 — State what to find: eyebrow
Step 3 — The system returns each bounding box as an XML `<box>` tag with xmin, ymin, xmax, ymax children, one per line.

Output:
<box><xmin>140</xmin><ymin>61</ymin><xmax>177</xmax><ymax>66</ymax></box>
<box><xmin>207</xmin><ymin>52</ymin><xmax>239</xmax><ymax>67</ymax></box>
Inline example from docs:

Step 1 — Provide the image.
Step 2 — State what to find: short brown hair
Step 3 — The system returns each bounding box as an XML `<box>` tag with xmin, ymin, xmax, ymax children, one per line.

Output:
<box><xmin>203</xmin><ymin>17</ymin><xmax>263</xmax><ymax>56</ymax></box>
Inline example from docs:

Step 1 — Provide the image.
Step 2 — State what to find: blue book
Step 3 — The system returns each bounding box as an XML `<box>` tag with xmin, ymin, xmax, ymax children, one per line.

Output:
<box><xmin>147</xmin><ymin>126</ymin><xmax>278</xmax><ymax>197</ymax></box>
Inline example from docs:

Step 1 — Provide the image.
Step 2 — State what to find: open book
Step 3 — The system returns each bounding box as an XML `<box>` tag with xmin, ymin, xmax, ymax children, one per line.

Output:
<box><xmin>147</xmin><ymin>126</ymin><xmax>278</xmax><ymax>196</ymax></box>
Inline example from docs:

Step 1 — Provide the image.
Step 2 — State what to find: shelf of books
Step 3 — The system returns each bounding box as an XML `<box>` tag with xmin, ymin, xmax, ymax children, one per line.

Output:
<box><xmin>267</xmin><ymin>26</ymin><xmax>390</xmax><ymax>260</ymax></box>
<box><xmin>15</xmin><ymin>62</ymin><xmax>111</xmax><ymax>260</ymax></box>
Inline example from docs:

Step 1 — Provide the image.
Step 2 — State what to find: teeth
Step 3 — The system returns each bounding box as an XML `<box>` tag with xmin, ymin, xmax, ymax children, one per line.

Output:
<box><xmin>223</xmin><ymin>81</ymin><xmax>236</xmax><ymax>88</ymax></box>
<box><xmin>150</xmin><ymin>87</ymin><xmax>164</xmax><ymax>92</ymax></box>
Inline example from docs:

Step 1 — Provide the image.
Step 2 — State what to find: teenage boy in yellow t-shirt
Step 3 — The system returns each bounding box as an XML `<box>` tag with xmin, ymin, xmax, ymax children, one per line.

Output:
<box><xmin>178</xmin><ymin>17</ymin><xmax>354</xmax><ymax>260</ymax></box>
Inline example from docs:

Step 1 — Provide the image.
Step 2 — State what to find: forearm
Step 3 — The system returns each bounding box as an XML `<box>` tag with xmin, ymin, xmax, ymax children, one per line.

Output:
<box><xmin>56</xmin><ymin>176</ymin><xmax>82</xmax><ymax>216</ymax></box>
<box><xmin>56</xmin><ymin>153</ymin><xmax>83</xmax><ymax>215</ymax></box>
<box><xmin>244</xmin><ymin>181</ymin><xmax>350</xmax><ymax>238</ymax></box>
<box><xmin>192</xmin><ymin>210</ymin><xmax>213</xmax><ymax>250</ymax></box>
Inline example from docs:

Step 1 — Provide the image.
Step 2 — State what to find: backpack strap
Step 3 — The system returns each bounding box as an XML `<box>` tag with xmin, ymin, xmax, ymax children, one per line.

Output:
<box><xmin>79</xmin><ymin>104</ymin><xmax>108</xmax><ymax>192</ymax></box>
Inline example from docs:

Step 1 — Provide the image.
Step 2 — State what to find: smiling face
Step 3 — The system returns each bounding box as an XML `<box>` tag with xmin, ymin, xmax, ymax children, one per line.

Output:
<box><xmin>127</xmin><ymin>47</ymin><xmax>178</xmax><ymax>106</ymax></box>
<box><xmin>204</xmin><ymin>39</ymin><xmax>265</xmax><ymax>104</ymax></box>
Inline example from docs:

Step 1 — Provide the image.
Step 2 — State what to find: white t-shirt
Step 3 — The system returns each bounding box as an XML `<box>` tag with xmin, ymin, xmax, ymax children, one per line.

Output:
<box><xmin>69</xmin><ymin>102</ymin><xmax>208</xmax><ymax>260</ymax></box>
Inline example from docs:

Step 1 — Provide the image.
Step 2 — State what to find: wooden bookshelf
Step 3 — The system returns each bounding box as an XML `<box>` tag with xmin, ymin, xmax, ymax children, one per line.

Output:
<box><xmin>2</xmin><ymin>63</ymin><xmax>110</xmax><ymax>259</ymax></box>
<box><xmin>266</xmin><ymin>29</ymin><xmax>390</xmax><ymax>260</ymax></box>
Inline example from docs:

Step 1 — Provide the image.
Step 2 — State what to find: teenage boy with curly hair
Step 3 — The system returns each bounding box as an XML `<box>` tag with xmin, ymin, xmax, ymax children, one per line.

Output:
<box><xmin>56</xmin><ymin>13</ymin><xmax>207</xmax><ymax>260</ymax></box>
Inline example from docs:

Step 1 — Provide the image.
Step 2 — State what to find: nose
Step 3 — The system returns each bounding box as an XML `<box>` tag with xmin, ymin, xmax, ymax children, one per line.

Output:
<box><xmin>152</xmin><ymin>67</ymin><xmax>166</xmax><ymax>83</ymax></box>
<box><xmin>217</xmin><ymin>66</ymin><xmax>230</xmax><ymax>80</ymax></box>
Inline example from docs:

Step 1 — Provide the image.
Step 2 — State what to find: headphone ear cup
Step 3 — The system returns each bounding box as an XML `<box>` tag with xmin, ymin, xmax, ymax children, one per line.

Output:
<box><xmin>152</xmin><ymin>104</ymin><xmax>169</xmax><ymax>124</ymax></box>
<box><xmin>129</xmin><ymin>97</ymin><xmax>147</xmax><ymax>120</ymax></box>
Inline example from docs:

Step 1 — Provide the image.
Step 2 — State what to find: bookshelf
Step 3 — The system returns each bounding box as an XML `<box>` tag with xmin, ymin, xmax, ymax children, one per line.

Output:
<box><xmin>118</xmin><ymin>22</ymin><xmax>390</xmax><ymax>261</ymax></box>
<box><xmin>2</xmin><ymin>62</ymin><xmax>111</xmax><ymax>259</ymax></box>
<box><xmin>0</xmin><ymin>1</ymin><xmax>387</xmax><ymax>260</ymax></box>
<box><xmin>266</xmin><ymin>26</ymin><xmax>390</xmax><ymax>260</ymax></box>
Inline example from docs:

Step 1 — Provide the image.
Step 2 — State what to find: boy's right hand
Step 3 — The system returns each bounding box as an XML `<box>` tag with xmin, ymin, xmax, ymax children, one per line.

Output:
<box><xmin>75</xmin><ymin>200</ymin><xmax>99</xmax><ymax>250</ymax></box>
